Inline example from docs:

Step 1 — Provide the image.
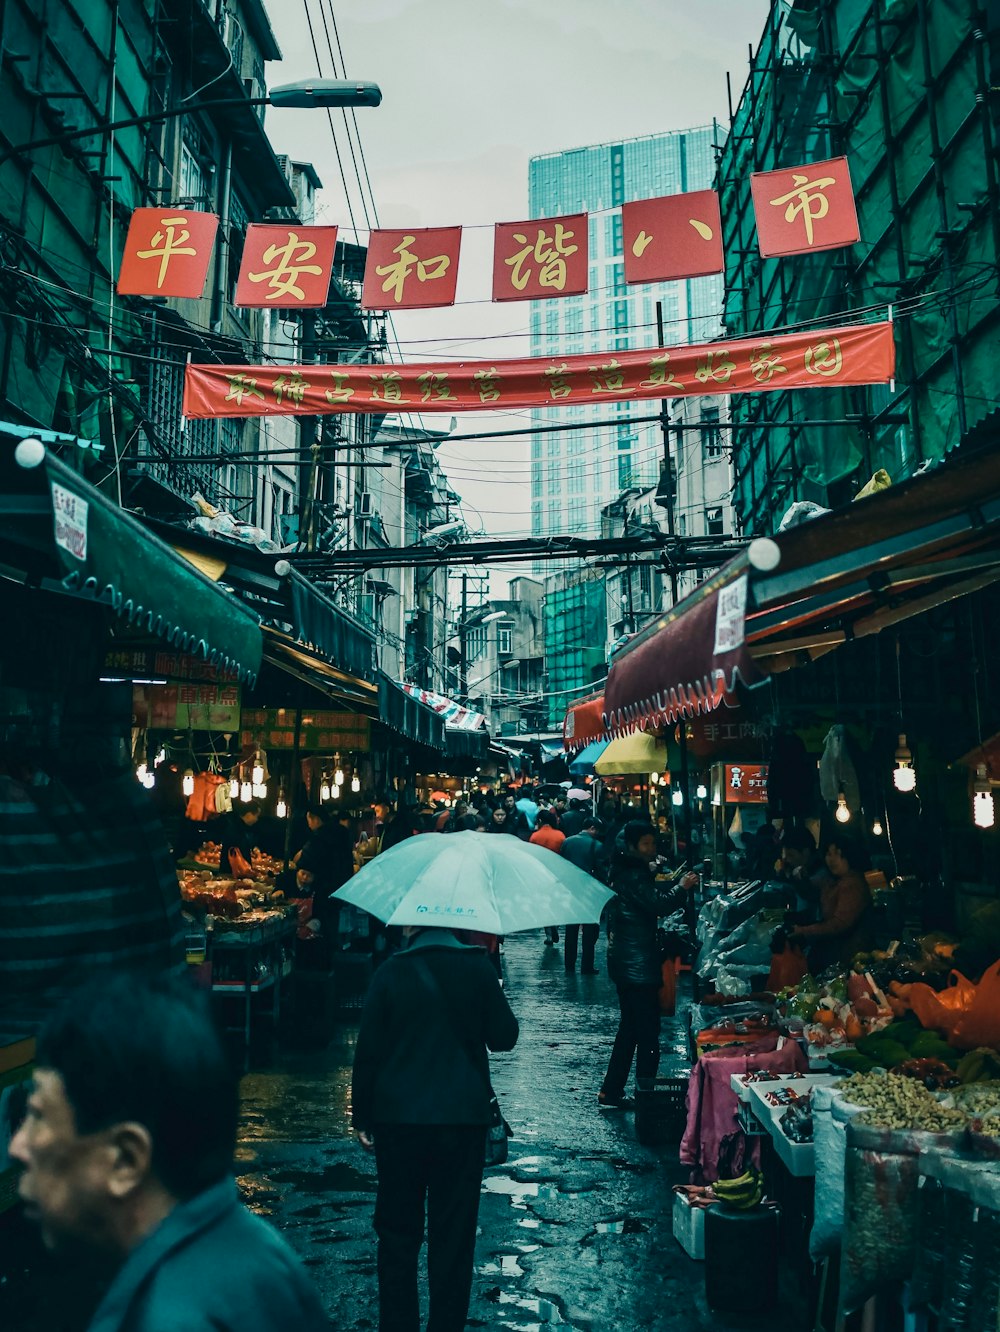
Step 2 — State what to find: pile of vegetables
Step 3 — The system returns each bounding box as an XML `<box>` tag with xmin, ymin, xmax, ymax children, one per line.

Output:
<box><xmin>837</xmin><ymin>1071</ymin><xmax>968</xmax><ymax>1133</ymax></box>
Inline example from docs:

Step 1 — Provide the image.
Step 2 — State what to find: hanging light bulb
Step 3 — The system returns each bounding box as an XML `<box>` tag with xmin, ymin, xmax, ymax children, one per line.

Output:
<box><xmin>275</xmin><ymin>786</ymin><xmax>287</xmax><ymax>820</ymax></box>
<box><xmin>672</xmin><ymin>788</ymin><xmax>683</xmax><ymax>807</ymax></box>
<box><xmin>252</xmin><ymin>751</ymin><xmax>265</xmax><ymax>786</ymax></box>
<box><xmin>136</xmin><ymin>762</ymin><xmax>148</xmax><ymax>785</ymax></box>
<box><xmin>696</xmin><ymin>783</ymin><xmax>708</xmax><ymax>800</ymax></box>
<box><xmin>331</xmin><ymin>780</ymin><xmax>341</xmax><ymax>799</ymax></box>
<box><xmin>320</xmin><ymin>775</ymin><xmax>331</xmax><ymax>803</ymax></box>
<box><xmin>649</xmin><ymin>771</ymin><xmax>660</xmax><ymax>785</ymax></box>
<box><xmin>229</xmin><ymin>775</ymin><xmax>240</xmax><ymax>799</ymax></box>
<box><xmin>893</xmin><ymin>734</ymin><xmax>916</xmax><ymax>793</ymax></box>
<box><xmin>872</xmin><ymin>818</ymin><xmax>884</xmax><ymax>837</ymax></box>
<box><xmin>240</xmin><ymin>780</ymin><xmax>252</xmax><ymax>802</ymax></box>
<box><xmin>142</xmin><ymin>770</ymin><xmax>155</xmax><ymax>790</ymax></box>
<box><xmin>974</xmin><ymin>764</ymin><xmax>995</xmax><ymax>830</ymax></box>
<box><xmin>252</xmin><ymin>782</ymin><xmax>266</xmax><ymax>799</ymax></box>
<box><xmin>835</xmin><ymin>790</ymin><xmax>851</xmax><ymax>824</ymax></box>
<box><xmin>182</xmin><ymin>769</ymin><xmax>195</xmax><ymax>797</ymax></box>
<box><xmin>154</xmin><ymin>747</ymin><xmax>166</xmax><ymax>768</ymax></box>
<box><xmin>351</xmin><ymin>773</ymin><xmax>361</xmax><ymax>793</ymax></box>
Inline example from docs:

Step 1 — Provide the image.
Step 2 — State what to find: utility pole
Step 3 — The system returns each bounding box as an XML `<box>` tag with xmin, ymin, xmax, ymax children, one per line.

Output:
<box><xmin>458</xmin><ymin>571</ymin><xmax>469</xmax><ymax>705</ymax></box>
<box><xmin>655</xmin><ymin>300</ymin><xmax>691</xmax><ymax>862</ymax></box>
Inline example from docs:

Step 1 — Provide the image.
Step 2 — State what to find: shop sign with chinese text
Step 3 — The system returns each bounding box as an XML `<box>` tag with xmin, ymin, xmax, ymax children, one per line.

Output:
<box><xmin>134</xmin><ymin>683</ymin><xmax>241</xmax><ymax>731</ymax></box>
<box><xmin>725</xmin><ymin>763</ymin><xmax>769</xmax><ymax>803</ymax></box>
<box><xmin>241</xmin><ymin>708</ymin><xmax>371</xmax><ymax>752</ymax></box>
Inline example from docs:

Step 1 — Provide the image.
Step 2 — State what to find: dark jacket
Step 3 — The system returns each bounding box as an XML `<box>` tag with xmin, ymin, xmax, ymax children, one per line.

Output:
<box><xmin>558</xmin><ymin>808</ymin><xmax>587</xmax><ymax>838</ymax></box>
<box><xmin>605</xmin><ymin>852</ymin><xmax>687</xmax><ymax>987</ymax></box>
<box><xmin>299</xmin><ymin>820</ymin><xmax>354</xmax><ymax>896</ymax></box>
<box><xmin>352</xmin><ymin>929</ymin><xmax>519</xmax><ymax>1131</ymax></box>
<box><xmin>561</xmin><ymin>830</ymin><xmax>604</xmax><ymax>877</ymax></box>
<box><xmin>796</xmin><ymin>871</ymin><xmax>874</xmax><ymax>971</ymax></box>
<box><xmin>86</xmin><ymin>1179</ymin><xmax>327</xmax><ymax>1332</ymax></box>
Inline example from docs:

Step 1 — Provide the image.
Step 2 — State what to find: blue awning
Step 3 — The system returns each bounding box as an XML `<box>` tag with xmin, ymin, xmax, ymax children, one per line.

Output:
<box><xmin>569</xmin><ymin>740</ymin><xmax>609</xmax><ymax>777</ymax></box>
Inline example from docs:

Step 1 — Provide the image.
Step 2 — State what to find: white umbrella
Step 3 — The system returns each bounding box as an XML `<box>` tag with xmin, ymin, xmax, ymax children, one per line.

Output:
<box><xmin>332</xmin><ymin>830</ymin><xmax>612</xmax><ymax>933</ymax></box>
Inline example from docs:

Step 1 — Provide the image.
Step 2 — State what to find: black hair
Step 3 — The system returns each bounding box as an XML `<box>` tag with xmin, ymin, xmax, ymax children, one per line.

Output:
<box><xmin>306</xmin><ymin>803</ymin><xmax>327</xmax><ymax>820</ymax></box>
<box><xmin>783</xmin><ymin>826</ymin><xmax>817</xmax><ymax>854</ymax></box>
<box><xmin>241</xmin><ymin>799</ymin><xmax>262</xmax><ymax>817</ymax></box>
<box><xmin>535</xmin><ymin>808</ymin><xmax>558</xmax><ymax>828</ymax></box>
<box><xmin>585</xmin><ymin>817</ymin><xmax>605</xmax><ymax>836</ymax></box>
<box><xmin>824</xmin><ymin>835</ymin><xmax>870</xmax><ymax>873</ymax></box>
<box><xmin>37</xmin><ymin>971</ymin><xmax>239</xmax><ymax>1202</ymax></box>
<box><xmin>623</xmin><ymin>819</ymin><xmax>657</xmax><ymax>849</ymax></box>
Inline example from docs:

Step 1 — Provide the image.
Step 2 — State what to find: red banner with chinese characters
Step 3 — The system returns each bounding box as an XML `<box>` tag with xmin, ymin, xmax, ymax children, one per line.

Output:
<box><xmin>492</xmin><ymin>214</ymin><xmax>589</xmax><ymax>300</ymax></box>
<box><xmin>361</xmin><ymin>227</ymin><xmax>462</xmax><ymax>308</ymax></box>
<box><xmin>117</xmin><ymin>208</ymin><xmax>218</xmax><ymax>298</ymax></box>
<box><xmin>750</xmin><ymin>156</ymin><xmax>860</xmax><ymax>258</ymax></box>
<box><xmin>182</xmin><ymin>320</ymin><xmax>895</xmax><ymax>419</ymax></box>
<box><xmin>235</xmin><ymin>225</ymin><xmax>338</xmax><ymax>307</ymax></box>
<box><xmin>622</xmin><ymin>191</ymin><xmax>723</xmax><ymax>283</ymax></box>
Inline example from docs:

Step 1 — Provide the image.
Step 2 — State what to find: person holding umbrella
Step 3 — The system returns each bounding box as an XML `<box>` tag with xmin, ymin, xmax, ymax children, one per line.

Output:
<box><xmin>599</xmin><ymin>821</ymin><xmax>698</xmax><ymax>1109</ymax></box>
<box><xmin>352</xmin><ymin>924</ymin><xmax>518</xmax><ymax>1332</ymax></box>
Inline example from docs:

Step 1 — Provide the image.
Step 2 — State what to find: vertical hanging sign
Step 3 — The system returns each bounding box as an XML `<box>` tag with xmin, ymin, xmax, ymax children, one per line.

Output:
<box><xmin>117</xmin><ymin>208</ymin><xmax>219</xmax><ymax>298</ymax></box>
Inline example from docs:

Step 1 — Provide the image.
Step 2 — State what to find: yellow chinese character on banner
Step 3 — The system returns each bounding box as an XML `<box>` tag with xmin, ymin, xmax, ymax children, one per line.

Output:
<box><xmin>694</xmin><ymin>351</ymin><xmax>736</xmax><ymax>386</ymax></box>
<box><xmin>588</xmin><ymin>359</ymin><xmax>633</xmax><ymax>395</ymax></box>
<box><xmin>472</xmin><ymin>368</ymin><xmax>502</xmax><ymax>403</ymax></box>
<box><xmin>418</xmin><ymin>372</ymin><xmax>457</xmax><ymax>404</ymax></box>
<box><xmin>136</xmin><ymin>216</ymin><xmax>197</xmax><ymax>290</ymax></box>
<box><xmin>638</xmin><ymin>353</ymin><xmax>684</xmax><ymax>392</ymax></box>
<box><xmin>224</xmin><ymin>373</ymin><xmax>266</xmax><ymax>406</ymax></box>
<box><xmin>247</xmin><ymin>232</ymin><xmax>323</xmax><ymax>302</ymax></box>
<box><xmin>506</xmin><ymin>224</ymin><xmax>578</xmax><ymax>292</ymax></box>
<box><xmin>544</xmin><ymin>364</ymin><xmax>575</xmax><ymax>399</ymax></box>
<box><xmin>768</xmin><ymin>173</ymin><xmax>838</xmax><ymax>248</ymax></box>
<box><xmin>804</xmin><ymin>338</ymin><xmax>844</xmax><ymax>377</ymax></box>
<box><xmin>272</xmin><ymin>371</ymin><xmax>310</xmax><ymax>406</ymax></box>
<box><xmin>749</xmin><ymin>343</ymin><xmax>787</xmax><ymax>385</ymax></box>
<box><xmin>326</xmin><ymin>372</ymin><xmax>355</xmax><ymax>403</ymax></box>
<box><xmin>369</xmin><ymin>371</ymin><xmax>409</xmax><ymax>403</ymax></box>
<box><xmin>375</xmin><ymin>237</ymin><xmax>452</xmax><ymax>304</ymax></box>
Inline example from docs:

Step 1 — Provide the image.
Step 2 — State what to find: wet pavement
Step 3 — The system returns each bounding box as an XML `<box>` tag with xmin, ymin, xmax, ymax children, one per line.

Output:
<box><xmin>235</xmin><ymin>931</ymin><xmax>811</xmax><ymax>1331</ymax></box>
<box><xmin>0</xmin><ymin>931</ymin><xmax>812</xmax><ymax>1330</ymax></box>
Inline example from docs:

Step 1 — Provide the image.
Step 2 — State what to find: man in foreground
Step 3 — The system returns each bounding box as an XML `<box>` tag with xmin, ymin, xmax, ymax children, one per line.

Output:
<box><xmin>10</xmin><ymin>971</ymin><xmax>328</xmax><ymax>1332</ymax></box>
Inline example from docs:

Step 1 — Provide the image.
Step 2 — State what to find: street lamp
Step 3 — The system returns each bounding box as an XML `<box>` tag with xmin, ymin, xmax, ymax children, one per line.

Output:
<box><xmin>0</xmin><ymin>79</ymin><xmax>382</xmax><ymax>163</ymax></box>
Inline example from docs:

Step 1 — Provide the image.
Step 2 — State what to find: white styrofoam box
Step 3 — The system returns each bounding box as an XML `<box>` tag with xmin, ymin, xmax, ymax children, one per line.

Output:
<box><xmin>747</xmin><ymin>1073</ymin><xmax>841</xmax><ymax>1130</ymax></box>
<box><xmin>771</xmin><ymin>1119</ymin><xmax>815</xmax><ymax>1177</ymax></box>
<box><xmin>672</xmin><ymin>1192</ymin><xmax>712</xmax><ymax>1260</ymax></box>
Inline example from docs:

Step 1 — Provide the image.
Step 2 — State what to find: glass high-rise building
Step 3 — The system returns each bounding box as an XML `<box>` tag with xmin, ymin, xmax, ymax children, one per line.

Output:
<box><xmin>528</xmin><ymin>125</ymin><xmax>724</xmax><ymax>541</ymax></box>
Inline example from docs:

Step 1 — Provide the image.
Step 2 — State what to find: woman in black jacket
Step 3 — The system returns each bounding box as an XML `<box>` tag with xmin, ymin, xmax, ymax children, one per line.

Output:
<box><xmin>352</xmin><ymin>926</ymin><xmax>518</xmax><ymax>1332</ymax></box>
<box><xmin>599</xmin><ymin>821</ymin><xmax>696</xmax><ymax>1109</ymax></box>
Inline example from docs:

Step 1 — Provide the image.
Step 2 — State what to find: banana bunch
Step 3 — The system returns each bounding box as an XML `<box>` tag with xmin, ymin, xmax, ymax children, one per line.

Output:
<box><xmin>956</xmin><ymin>1048</ymin><xmax>1000</xmax><ymax>1084</ymax></box>
<box><xmin>713</xmin><ymin>1167</ymin><xmax>764</xmax><ymax>1210</ymax></box>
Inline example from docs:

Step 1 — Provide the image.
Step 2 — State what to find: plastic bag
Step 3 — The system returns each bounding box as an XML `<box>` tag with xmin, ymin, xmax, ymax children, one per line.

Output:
<box><xmin>227</xmin><ymin>848</ymin><xmax>253</xmax><ymax>878</ymax></box>
<box><xmin>840</xmin><ymin>1122</ymin><xmax>966</xmax><ymax>1315</ymax></box>
<box><xmin>909</xmin><ymin>963</ymin><xmax>1000</xmax><ymax>1050</ymax></box>
<box><xmin>659</xmin><ymin>957</ymin><xmax>677</xmax><ymax>1014</ymax></box>
<box><xmin>809</xmin><ymin>1086</ymin><xmax>864</xmax><ymax>1261</ymax></box>
<box><xmin>767</xmin><ymin>942</ymin><xmax>809</xmax><ymax>992</ymax></box>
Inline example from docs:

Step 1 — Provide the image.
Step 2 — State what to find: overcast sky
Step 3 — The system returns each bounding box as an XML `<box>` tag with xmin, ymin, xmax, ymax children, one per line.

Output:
<box><xmin>265</xmin><ymin>1</ymin><xmax>773</xmax><ymax>563</ymax></box>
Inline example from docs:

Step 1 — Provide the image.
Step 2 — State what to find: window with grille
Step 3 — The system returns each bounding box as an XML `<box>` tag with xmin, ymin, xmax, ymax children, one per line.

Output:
<box><xmin>497</xmin><ymin>623</ymin><xmax>514</xmax><ymax>655</ymax></box>
<box><xmin>705</xmin><ymin>506</ymin><xmax>725</xmax><ymax>536</ymax></box>
<box><xmin>701</xmin><ymin>406</ymin><xmax>723</xmax><ymax>460</ymax></box>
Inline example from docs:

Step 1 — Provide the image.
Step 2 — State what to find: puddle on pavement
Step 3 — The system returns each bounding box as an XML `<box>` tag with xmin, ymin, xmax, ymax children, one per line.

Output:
<box><xmin>478</xmin><ymin>1254</ymin><xmax>526</xmax><ymax>1278</ymax></box>
<box><xmin>594</xmin><ymin>1217</ymin><xmax>649</xmax><ymax>1234</ymax></box>
<box><xmin>488</xmin><ymin>1290</ymin><xmax>566</xmax><ymax>1325</ymax></box>
<box><xmin>482</xmin><ymin>1177</ymin><xmax>586</xmax><ymax>1209</ymax></box>
<box><xmin>517</xmin><ymin>1218</ymin><xmax>542</xmax><ymax>1229</ymax></box>
<box><xmin>265</xmin><ymin>1162</ymin><xmax>376</xmax><ymax>1193</ymax></box>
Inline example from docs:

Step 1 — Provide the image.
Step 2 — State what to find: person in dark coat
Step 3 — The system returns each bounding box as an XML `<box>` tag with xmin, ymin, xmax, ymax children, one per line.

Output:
<box><xmin>217</xmin><ymin>800</ymin><xmax>261</xmax><ymax>875</ymax></box>
<box><xmin>558</xmin><ymin>799</ymin><xmax>589</xmax><ymax>839</ymax></box>
<box><xmin>599</xmin><ymin>821</ymin><xmax>697</xmax><ymax>1109</ymax></box>
<box><xmin>560</xmin><ymin>817</ymin><xmax>605</xmax><ymax>974</ymax></box>
<box><xmin>352</xmin><ymin>926</ymin><xmax>518</xmax><ymax>1332</ymax></box>
<box><xmin>10</xmin><ymin>971</ymin><xmax>327</xmax><ymax>1332</ymax></box>
<box><xmin>789</xmin><ymin>836</ymin><xmax>874</xmax><ymax>971</ymax></box>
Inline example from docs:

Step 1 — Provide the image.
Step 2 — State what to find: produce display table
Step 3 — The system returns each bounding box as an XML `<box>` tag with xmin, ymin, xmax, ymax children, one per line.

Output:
<box><xmin>742</xmin><ymin>1072</ymin><xmax>840</xmax><ymax>1178</ymax></box>
<box><xmin>209</xmin><ymin>915</ymin><xmax>297</xmax><ymax>1047</ymax></box>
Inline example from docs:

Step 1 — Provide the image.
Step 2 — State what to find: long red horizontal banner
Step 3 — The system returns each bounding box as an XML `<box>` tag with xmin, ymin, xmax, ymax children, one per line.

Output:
<box><xmin>182</xmin><ymin>321</ymin><xmax>895</xmax><ymax>419</ymax></box>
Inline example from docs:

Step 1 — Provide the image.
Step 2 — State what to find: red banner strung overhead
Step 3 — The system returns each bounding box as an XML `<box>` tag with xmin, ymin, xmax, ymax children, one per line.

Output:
<box><xmin>622</xmin><ymin>191</ymin><xmax>724</xmax><ymax>284</ymax></box>
<box><xmin>181</xmin><ymin>320</ymin><xmax>895</xmax><ymax>419</ymax></box>
<box><xmin>492</xmin><ymin>214</ymin><xmax>589</xmax><ymax>300</ymax></box>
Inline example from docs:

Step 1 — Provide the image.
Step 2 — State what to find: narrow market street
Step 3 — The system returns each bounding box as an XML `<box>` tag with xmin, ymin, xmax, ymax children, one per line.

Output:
<box><xmin>235</xmin><ymin>930</ymin><xmax>810</xmax><ymax>1332</ymax></box>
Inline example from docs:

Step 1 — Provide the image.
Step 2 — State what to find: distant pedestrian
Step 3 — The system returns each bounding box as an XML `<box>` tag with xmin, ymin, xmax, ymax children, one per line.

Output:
<box><xmin>560</xmin><ymin>817</ymin><xmax>606</xmax><ymax>974</ymax></box>
<box><xmin>500</xmin><ymin>795</ymin><xmax>530</xmax><ymax>839</ymax></box>
<box><xmin>599</xmin><ymin>822</ymin><xmax>697</xmax><ymax>1109</ymax></box>
<box><xmin>559</xmin><ymin>799</ymin><xmax>589</xmax><ymax>839</ymax></box>
<box><xmin>353</xmin><ymin>926</ymin><xmax>519</xmax><ymax>1332</ymax></box>
<box><xmin>514</xmin><ymin>785</ymin><xmax>540</xmax><ymax>833</ymax></box>
<box><xmin>10</xmin><ymin>970</ymin><xmax>328</xmax><ymax>1332</ymax></box>
<box><xmin>530</xmin><ymin>810</ymin><xmax>566</xmax><ymax>946</ymax></box>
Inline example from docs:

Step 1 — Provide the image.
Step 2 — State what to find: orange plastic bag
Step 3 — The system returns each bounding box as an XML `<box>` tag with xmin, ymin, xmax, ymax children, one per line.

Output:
<box><xmin>908</xmin><ymin>969</ymin><xmax>980</xmax><ymax>1047</ymax></box>
<box><xmin>951</xmin><ymin>962</ymin><xmax>1000</xmax><ymax>1050</ymax></box>
<box><xmin>767</xmin><ymin>943</ymin><xmax>809</xmax><ymax>993</ymax></box>
<box><xmin>227</xmin><ymin>848</ymin><xmax>253</xmax><ymax>879</ymax></box>
<box><xmin>659</xmin><ymin>957</ymin><xmax>677</xmax><ymax>1014</ymax></box>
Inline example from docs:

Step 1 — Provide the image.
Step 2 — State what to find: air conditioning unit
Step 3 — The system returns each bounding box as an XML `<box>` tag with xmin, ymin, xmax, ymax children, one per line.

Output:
<box><xmin>358</xmin><ymin>492</ymin><xmax>373</xmax><ymax>519</ymax></box>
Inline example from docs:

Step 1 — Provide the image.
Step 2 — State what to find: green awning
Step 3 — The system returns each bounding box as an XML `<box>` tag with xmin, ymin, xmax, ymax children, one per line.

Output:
<box><xmin>0</xmin><ymin>441</ymin><xmax>262</xmax><ymax>683</ymax></box>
